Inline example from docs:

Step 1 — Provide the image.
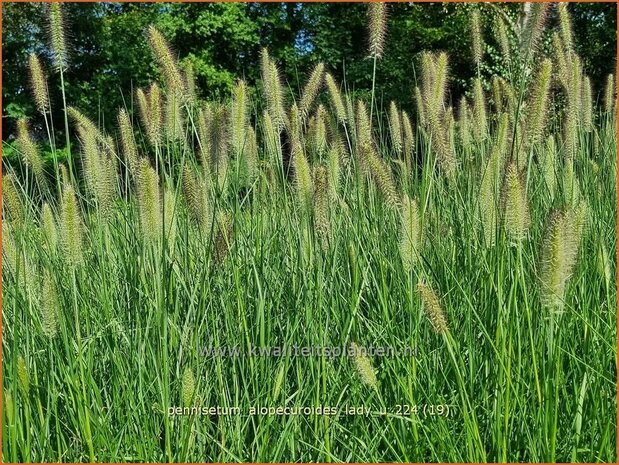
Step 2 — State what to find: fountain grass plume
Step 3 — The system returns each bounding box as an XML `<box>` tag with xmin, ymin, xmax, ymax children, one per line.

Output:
<box><xmin>557</xmin><ymin>3</ymin><xmax>574</xmax><ymax>56</ymax></box>
<box><xmin>2</xmin><ymin>222</ymin><xmax>17</xmax><ymax>275</ymax></box>
<box><xmin>313</xmin><ymin>165</ymin><xmax>330</xmax><ymax>250</ymax></box>
<box><xmin>470</xmin><ymin>9</ymin><xmax>483</xmax><ymax>68</ymax></box>
<box><xmin>230</xmin><ymin>79</ymin><xmax>249</xmax><ymax>159</ymax></box>
<box><xmin>118</xmin><ymin>108</ymin><xmax>139</xmax><ymax>177</ymax></box>
<box><xmin>491</xmin><ymin>76</ymin><xmax>503</xmax><ymax>114</ymax></box>
<box><xmin>472</xmin><ymin>78</ymin><xmax>487</xmax><ymax>141</ymax></box>
<box><xmin>402</xmin><ymin>110</ymin><xmax>414</xmax><ymax>171</ymax></box>
<box><xmin>300</xmin><ymin>63</ymin><xmax>324</xmax><ymax>120</ymax></box>
<box><xmin>495</xmin><ymin>16</ymin><xmax>511</xmax><ymax>66</ymax></box>
<box><xmin>136</xmin><ymin>158</ymin><xmax>162</xmax><ymax>243</ymax></box>
<box><xmin>40</xmin><ymin>270</ymin><xmax>59</xmax><ymax>338</ymax></box>
<box><xmin>211</xmin><ymin>103</ymin><xmax>230</xmax><ymax>191</ymax></box>
<box><xmin>16</xmin><ymin>119</ymin><xmax>47</xmax><ymax>191</ymax></box>
<box><xmin>325</xmin><ymin>73</ymin><xmax>347</xmax><ymax>124</ymax></box>
<box><xmin>163</xmin><ymin>187</ymin><xmax>178</xmax><ymax>252</ymax></box>
<box><xmin>525</xmin><ymin>59</ymin><xmax>552</xmax><ymax>149</ymax></box>
<box><xmin>213</xmin><ymin>212</ymin><xmax>234</xmax><ymax>265</ymax></box>
<box><xmin>3</xmin><ymin>173</ymin><xmax>24</xmax><ymax>226</ymax></box>
<box><xmin>458</xmin><ymin>96</ymin><xmax>472</xmax><ymax>150</ymax></box>
<box><xmin>28</xmin><ymin>54</ymin><xmax>49</xmax><ymax>113</ymax></box>
<box><xmin>540</xmin><ymin>207</ymin><xmax>583</xmax><ymax>310</ymax></box>
<box><xmin>364</xmin><ymin>143</ymin><xmax>398</xmax><ymax>209</ymax></box>
<box><xmin>48</xmin><ymin>3</ymin><xmax>68</xmax><ymax>70</ymax></box>
<box><xmin>542</xmin><ymin>135</ymin><xmax>557</xmax><ymax>199</ymax></box>
<box><xmin>244</xmin><ymin>126</ymin><xmax>259</xmax><ymax>183</ymax></box>
<box><xmin>292</xmin><ymin>140</ymin><xmax>313</xmax><ymax>212</ymax></box>
<box><xmin>60</xmin><ymin>183</ymin><xmax>83</xmax><ymax>268</ymax></box>
<box><xmin>147</xmin><ymin>26</ymin><xmax>185</xmax><ymax>98</ymax></box>
<box><xmin>367</xmin><ymin>3</ymin><xmax>387</xmax><ymax>59</ymax></box>
<box><xmin>350</xmin><ymin>342</ymin><xmax>378</xmax><ymax>388</ymax></box>
<box><xmin>40</xmin><ymin>202</ymin><xmax>58</xmax><ymax>253</ymax></box>
<box><xmin>197</xmin><ymin>104</ymin><xmax>213</xmax><ymax>172</ymax></box>
<box><xmin>182</xmin><ymin>165</ymin><xmax>211</xmax><ymax>235</ymax></box>
<box><xmin>582</xmin><ymin>76</ymin><xmax>593</xmax><ymax>132</ymax></box>
<box><xmin>604</xmin><ymin>74</ymin><xmax>615</xmax><ymax>114</ymax></box>
<box><xmin>417</xmin><ymin>281</ymin><xmax>448</xmax><ymax>334</ymax></box>
<box><xmin>389</xmin><ymin>101</ymin><xmax>402</xmax><ymax>157</ymax></box>
<box><xmin>261</xmin><ymin>49</ymin><xmax>287</xmax><ymax>132</ymax></box>
<box><xmin>164</xmin><ymin>93</ymin><xmax>184</xmax><ymax>141</ymax></box>
<box><xmin>181</xmin><ymin>367</ymin><xmax>196</xmax><ymax>408</ymax></box>
<box><xmin>399</xmin><ymin>194</ymin><xmax>421</xmax><ymax>272</ymax></box>
<box><xmin>327</xmin><ymin>145</ymin><xmax>341</xmax><ymax>201</ymax></box>
<box><xmin>519</xmin><ymin>3</ymin><xmax>548</xmax><ymax>58</ymax></box>
<box><xmin>502</xmin><ymin>161</ymin><xmax>530</xmax><ymax>243</ymax></box>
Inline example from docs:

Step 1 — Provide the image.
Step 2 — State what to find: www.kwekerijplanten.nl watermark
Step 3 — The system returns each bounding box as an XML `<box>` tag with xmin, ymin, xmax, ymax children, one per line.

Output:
<box><xmin>199</xmin><ymin>344</ymin><xmax>418</xmax><ymax>358</ymax></box>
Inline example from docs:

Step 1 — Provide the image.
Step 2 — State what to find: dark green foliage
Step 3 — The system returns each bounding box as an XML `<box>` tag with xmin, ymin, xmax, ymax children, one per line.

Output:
<box><xmin>3</xmin><ymin>2</ymin><xmax>615</xmax><ymax>144</ymax></box>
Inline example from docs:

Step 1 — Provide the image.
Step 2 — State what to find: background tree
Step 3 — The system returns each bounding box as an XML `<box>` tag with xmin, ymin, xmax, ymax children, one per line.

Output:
<box><xmin>2</xmin><ymin>2</ymin><xmax>616</xmax><ymax>146</ymax></box>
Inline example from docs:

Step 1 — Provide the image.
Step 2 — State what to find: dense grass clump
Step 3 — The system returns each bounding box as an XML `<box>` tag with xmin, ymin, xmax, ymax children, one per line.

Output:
<box><xmin>2</xmin><ymin>3</ymin><xmax>616</xmax><ymax>462</ymax></box>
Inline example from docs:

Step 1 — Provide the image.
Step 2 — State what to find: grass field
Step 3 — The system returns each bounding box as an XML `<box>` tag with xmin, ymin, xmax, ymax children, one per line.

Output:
<box><xmin>2</xmin><ymin>3</ymin><xmax>617</xmax><ymax>462</ymax></box>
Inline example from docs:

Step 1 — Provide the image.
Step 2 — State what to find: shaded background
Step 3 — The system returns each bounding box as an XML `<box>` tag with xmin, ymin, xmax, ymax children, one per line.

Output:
<box><xmin>2</xmin><ymin>2</ymin><xmax>616</xmax><ymax>145</ymax></box>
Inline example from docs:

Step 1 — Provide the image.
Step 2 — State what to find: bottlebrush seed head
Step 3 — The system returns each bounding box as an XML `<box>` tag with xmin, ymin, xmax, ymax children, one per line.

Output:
<box><xmin>364</xmin><ymin>143</ymin><xmax>398</xmax><ymax>209</ymax></box>
<box><xmin>41</xmin><ymin>270</ymin><xmax>59</xmax><ymax>338</ymax></box>
<box><xmin>581</xmin><ymin>76</ymin><xmax>593</xmax><ymax>132</ymax></box>
<box><xmin>147</xmin><ymin>25</ymin><xmax>185</xmax><ymax>98</ymax></box>
<box><xmin>401</xmin><ymin>110</ymin><xmax>414</xmax><ymax>170</ymax></box>
<box><xmin>244</xmin><ymin>126</ymin><xmax>259</xmax><ymax>183</ymax></box>
<box><xmin>60</xmin><ymin>184</ymin><xmax>84</xmax><ymax>268</ymax></box>
<box><xmin>399</xmin><ymin>194</ymin><xmax>421</xmax><ymax>272</ymax></box>
<box><xmin>292</xmin><ymin>141</ymin><xmax>313</xmax><ymax>212</ymax></box>
<box><xmin>417</xmin><ymin>281</ymin><xmax>448</xmax><ymax>334</ymax></box>
<box><xmin>300</xmin><ymin>62</ymin><xmax>324</xmax><ymax>119</ymax></box>
<box><xmin>313</xmin><ymin>165</ymin><xmax>330</xmax><ymax>250</ymax></box>
<box><xmin>350</xmin><ymin>342</ymin><xmax>378</xmax><ymax>388</ymax></box>
<box><xmin>2</xmin><ymin>174</ymin><xmax>24</xmax><ymax>226</ymax></box>
<box><xmin>164</xmin><ymin>94</ymin><xmax>183</xmax><ymax>141</ymax></box>
<box><xmin>540</xmin><ymin>208</ymin><xmax>582</xmax><ymax>310</ymax></box>
<box><xmin>136</xmin><ymin>158</ymin><xmax>162</xmax><ymax>244</ymax></box>
<box><xmin>16</xmin><ymin>119</ymin><xmax>46</xmax><ymax>190</ymax></box>
<box><xmin>557</xmin><ymin>3</ymin><xmax>574</xmax><ymax>55</ymax></box>
<box><xmin>28</xmin><ymin>54</ymin><xmax>49</xmax><ymax>113</ymax></box>
<box><xmin>4</xmin><ymin>390</ymin><xmax>14</xmax><ymax>426</ymax></box>
<box><xmin>183</xmin><ymin>165</ymin><xmax>211</xmax><ymax>235</ymax></box>
<box><xmin>261</xmin><ymin>48</ymin><xmax>286</xmax><ymax>131</ymax></box>
<box><xmin>325</xmin><ymin>73</ymin><xmax>347</xmax><ymax>124</ymax></box>
<box><xmin>472</xmin><ymin>78</ymin><xmax>487</xmax><ymax>140</ymax></box>
<box><xmin>356</xmin><ymin>100</ymin><xmax>372</xmax><ymax>149</ymax></box>
<box><xmin>470</xmin><ymin>9</ymin><xmax>483</xmax><ymax>66</ymax></box>
<box><xmin>502</xmin><ymin>161</ymin><xmax>530</xmax><ymax>243</ymax></box>
<box><xmin>495</xmin><ymin>17</ymin><xmax>511</xmax><ymax>65</ymax></box>
<box><xmin>163</xmin><ymin>188</ymin><xmax>178</xmax><ymax>252</ymax></box>
<box><xmin>2</xmin><ymin>222</ymin><xmax>17</xmax><ymax>276</ymax></box>
<box><xmin>196</xmin><ymin>104</ymin><xmax>213</xmax><ymax>167</ymax></box>
<box><xmin>213</xmin><ymin>212</ymin><xmax>234</xmax><ymax>265</ymax></box>
<box><xmin>389</xmin><ymin>101</ymin><xmax>402</xmax><ymax>156</ymax></box>
<box><xmin>526</xmin><ymin>59</ymin><xmax>552</xmax><ymax>148</ymax></box>
<box><xmin>230</xmin><ymin>79</ymin><xmax>249</xmax><ymax>158</ymax></box>
<box><xmin>367</xmin><ymin>3</ymin><xmax>387</xmax><ymax>59</ymax></box>
<box><xmin>604</xmin><ymin>74</ymin><xmax>615</xmax><ymax>113</ymax></box>
<box><xmin>118</xmin><ymin>108</ymin><xmax>138</xmax><ymax>177</ymax></box>
<box><xmin>49</xmin><ymin>3</ymin><xmax>68</xmax><ymax>70</ymax></box>
<box><xmin>149</xmin><ymin>83</ymin><xmax>163</xmax><ymax>146</ymax></box>
<box><xmin>181</xmin><ymin>367</ymin><xmax>195</xmax><ymax>408</ymax></box>
<box><xmin>183</xmin><ymin>61</ymin><xmax>197</xmax><ymax>106</ymax></box>
<box><xmin>41</xmin><ymin>202</ymin><xmax>58</xmax><ymax>252</ymax></box>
